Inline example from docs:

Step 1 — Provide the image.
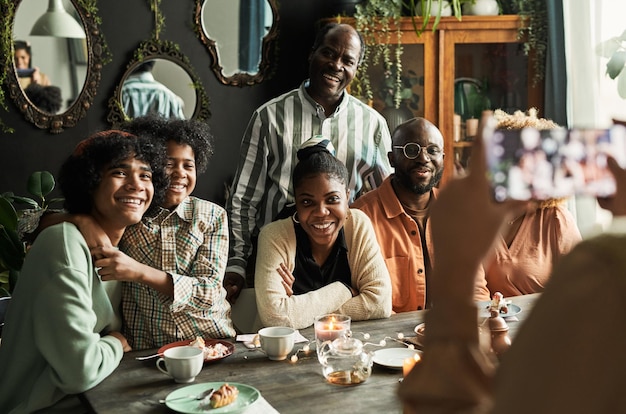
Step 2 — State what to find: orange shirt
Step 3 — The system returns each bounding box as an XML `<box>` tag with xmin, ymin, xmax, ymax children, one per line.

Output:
<box><xmin>352</xmin><ymin>176</ymin><xmax>490</xmax><ymax>312</ymax></box>
<box><xmin>484</xmin><ymin>204</ymin><xmax>582</xmax><ymax>296</ymax></box>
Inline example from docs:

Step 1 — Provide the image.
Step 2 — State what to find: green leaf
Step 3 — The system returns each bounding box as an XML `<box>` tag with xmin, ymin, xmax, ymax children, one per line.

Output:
<box><xmin>27</xmin><ymin>171</ymin><xmax>55</xmax><ymax>200</ymax></box>
<box><xmin>8</xmin><ymin>196</ymin><xmax>38</xmax><ymax>209</ymax></box>
<box><xmin>606</xmin><ymin>51</ymin><xmax>626</xmax><ymax>79</ymax></box>
<box><xmin>48</xmin><ymin>197</ymin><xmax>65</xmax><ymax>207</ymax></box>
<box><xmin>0</xmin><ymin>227</ymin><xmax>24</xmax><ymax>271</ymax></box>
<box><xmin>0</xmin><ymin>197</ymin><xmax>18</xmax><ymax>232</ymax></box>
<box><xmin>618</xmin><ymin>70</ymin><xmax>626</xmax><ymax>99</ymax></box>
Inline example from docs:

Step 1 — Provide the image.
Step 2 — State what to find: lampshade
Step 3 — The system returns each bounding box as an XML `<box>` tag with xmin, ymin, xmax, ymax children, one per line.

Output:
<box><xmin>30</xmin><ymin>0</ymin><xmax>86</xmax><ymax>39</ymax></box>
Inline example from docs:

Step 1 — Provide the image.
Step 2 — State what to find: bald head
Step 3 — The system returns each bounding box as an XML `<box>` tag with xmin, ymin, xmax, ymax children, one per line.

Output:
<box><xmin>389</xmin><ymin>117</ymin><xmax>445</xmax><ymax>195</ymax></box>
<box><xmin>312</xmin><ymin>23</ymin><xmax>365</xmax><ymax>64</ymax></box>
<box><xmin>392</xmin><ymin>117</ymin><xmax>444</xmax><ymax>148</ymax></box>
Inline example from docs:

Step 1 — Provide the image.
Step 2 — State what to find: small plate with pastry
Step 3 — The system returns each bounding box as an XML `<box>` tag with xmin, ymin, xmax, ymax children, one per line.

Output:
<box><xmin>477</xmin><ymin>301</ymin><xmax>522</xmax><ymax>318</ymax></box>
<box><xmin>164</xmin><ymin>382</ymin><xmax>259</xmax><ymax>413</ymax></box>
<box><xmin>158</xmin><ymin>337</ymin><xmax>235</xmax><ymax>363</ymax></box>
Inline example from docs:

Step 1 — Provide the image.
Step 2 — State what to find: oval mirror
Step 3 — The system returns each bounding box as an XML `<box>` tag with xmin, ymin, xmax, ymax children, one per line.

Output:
<box><xmin>6</xmin><ymin>0</ymin><xmax>106</xmax><ymax>133</ymax></box>
<box><xmin>107</xmin><ymin>39</ymin><xmax>210</xmax><ymax>126</ymax></box>
<box><xmin>194</xmin><ymin>0</ymin><xmax>279</xmax><ymax>86</ymax></box>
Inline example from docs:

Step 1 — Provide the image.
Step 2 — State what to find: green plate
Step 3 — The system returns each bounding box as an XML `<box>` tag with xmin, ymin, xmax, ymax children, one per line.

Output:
<box><xmin>165</xmin><ymin>382</ymin><xmax>260</xmax><ymax>413</ymax></box>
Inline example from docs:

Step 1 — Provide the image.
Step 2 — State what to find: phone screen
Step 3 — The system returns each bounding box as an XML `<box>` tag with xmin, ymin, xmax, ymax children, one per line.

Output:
<box><xmin>17</xmin><ymin>68</ymin><xmax>35</xmax><ymax>78</ymax></box>
<box><xmin>485</xmin><ymin>125</ymin><xmax>626</xmax><ymax>201</ymax></box>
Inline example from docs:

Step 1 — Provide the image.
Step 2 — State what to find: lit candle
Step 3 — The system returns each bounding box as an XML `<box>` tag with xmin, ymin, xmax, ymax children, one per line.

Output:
<box><xmin>315</xmin><ymin>319</ymin><xmax>347</xmax><ymax>342</ymax></box>
<box><xmin>314</xmin><ymin>313</ymin><xmax>351</xmax><ymax>357</ymax></box>
<box><xmin>402</xmin><ymin>353</ymin><xmax>421</xmax><ymax>377</ymax></box>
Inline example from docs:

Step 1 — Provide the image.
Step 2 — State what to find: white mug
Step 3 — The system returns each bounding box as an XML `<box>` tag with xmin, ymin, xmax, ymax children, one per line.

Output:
<box><xmin>258</xmin><ymin>326</ymin><xmax>295</xmax><ymax>361</ymax></box>
<box><xmin>156</xmin><ymin>346</ymin><xmax>204</xmax><ymax>383</ymax></box>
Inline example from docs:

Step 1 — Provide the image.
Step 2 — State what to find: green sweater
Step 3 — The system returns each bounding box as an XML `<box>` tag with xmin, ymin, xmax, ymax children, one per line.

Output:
<box><xmin>0</xmin><ymin>223</ymin><xmax>123</xmax><ymax>413</ymax></box>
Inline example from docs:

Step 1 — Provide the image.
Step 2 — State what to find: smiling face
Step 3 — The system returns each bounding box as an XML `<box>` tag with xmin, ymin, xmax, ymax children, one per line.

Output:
<box><xmin>14</xmin><ymin>49</ymin><xmax>30</xmax><ymax>69</ymax></box>
<box><xmin>91</xmin><ymin>156</ymin><xmax>154</xmax><ymax>243</ymax></box>
<box><xmin>163</xmin><ymin>141</ymin><xmax>196</xmax><ymax>209</ymax></box>
<box><xmin>307</xmin><ymin>24</ymin><xmax>361</xmax><ymax>108</ymax></box>
<box><xmin>389</xmin><ymin>118</ymin><xmax>445</xmax><ymax>195</ymax></box>
<box><xmin>295</xmin><ymin>173</ymin><xmax>350</xmax><ymax>251</ymax></box>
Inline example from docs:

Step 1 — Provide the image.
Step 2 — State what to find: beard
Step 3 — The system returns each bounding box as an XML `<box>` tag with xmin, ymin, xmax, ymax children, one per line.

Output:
<box><xmin>395</xmin><ymin>167</ymin><xmax>444</xmax><ymax>195</ymax></box>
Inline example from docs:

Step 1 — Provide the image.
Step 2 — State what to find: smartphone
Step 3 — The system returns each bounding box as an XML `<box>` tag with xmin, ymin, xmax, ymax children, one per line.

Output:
<box><xmin>16</xmin><ymin>68</ymin><xmax>35</xmax><ymax>78</ymax></box>
<box><xmin>485</xmin><ymin>124</ymin><xmax>626</xmax><ymax>201</ymax></box>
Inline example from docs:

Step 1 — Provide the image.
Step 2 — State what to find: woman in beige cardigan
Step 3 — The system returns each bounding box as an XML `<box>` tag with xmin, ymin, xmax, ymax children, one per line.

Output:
<box><xmin>255</xmin><ymin>138</ymin><xmax>392</xmax><ymax>329</ymax></box>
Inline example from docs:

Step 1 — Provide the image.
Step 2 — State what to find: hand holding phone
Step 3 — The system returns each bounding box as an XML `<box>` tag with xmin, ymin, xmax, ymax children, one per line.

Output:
<box><xmin>17</xmin><ymin>68</ymin><xmax>36</xmax><ymax>78</ymax></box>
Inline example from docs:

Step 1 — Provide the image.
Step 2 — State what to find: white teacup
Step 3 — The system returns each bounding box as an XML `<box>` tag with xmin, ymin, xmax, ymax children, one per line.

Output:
<box><xmin>156</xmin><ymin>346</ymin><xmax>204</xmax><ymax>383</ymax></box>
<box><xmin>258</xmin><ymin>326</ymin><xmax>295</xmax><ymax>361</ymax></box>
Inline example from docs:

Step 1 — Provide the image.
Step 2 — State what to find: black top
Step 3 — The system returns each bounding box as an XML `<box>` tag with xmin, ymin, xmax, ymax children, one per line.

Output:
<box><xmin>292</xmin><ymin>223</ymin><xmax>352</xmax><ymax>295</ymax></box>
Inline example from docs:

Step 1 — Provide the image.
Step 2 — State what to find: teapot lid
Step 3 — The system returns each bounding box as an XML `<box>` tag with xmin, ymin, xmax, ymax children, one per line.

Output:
<box><xmin>331</xmin><ymin>336</ymin><xmax>364</xmax><ymax>355</ymax></box>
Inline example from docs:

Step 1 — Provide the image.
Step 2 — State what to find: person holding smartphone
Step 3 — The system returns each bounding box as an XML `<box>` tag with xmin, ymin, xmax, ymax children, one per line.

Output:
<box><xmin>399</xmin><ymin>112</ymin><xmax>626</xmax><ymax>413</ymax></box>
<box><xmin>14</xmin><ymin>40</ymin><xmax>51</xmax><ymax>90</ymax></box>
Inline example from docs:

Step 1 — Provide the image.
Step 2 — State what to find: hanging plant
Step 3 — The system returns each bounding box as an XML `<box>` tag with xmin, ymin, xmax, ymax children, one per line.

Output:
<box><xmin>354</xmin><ymin>0</ymin><xmax>404</xmax><ymax>107</ymax></box>
<box><xmin>510</xmin><ymin>0</ymin><xmax>548</xmax><ymax>86</ymax></box>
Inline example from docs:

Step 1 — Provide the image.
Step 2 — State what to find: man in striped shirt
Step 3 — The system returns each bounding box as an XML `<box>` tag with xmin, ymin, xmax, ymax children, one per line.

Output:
<box><xmin>224</xmin><ymin>23</ymin><xmax>392</xmax><ymax>302</ymax></box>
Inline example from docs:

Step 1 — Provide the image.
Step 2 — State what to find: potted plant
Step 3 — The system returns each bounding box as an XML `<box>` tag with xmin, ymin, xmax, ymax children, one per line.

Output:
<box><xmin>353</xmin><ymin>0</ymin><xmax>467</xmax><ymax>107</ymax></box>
<box><xmin>0</xmin><ymin>171</ymin><xmax>62</xmax><ymax>296</ymax></box>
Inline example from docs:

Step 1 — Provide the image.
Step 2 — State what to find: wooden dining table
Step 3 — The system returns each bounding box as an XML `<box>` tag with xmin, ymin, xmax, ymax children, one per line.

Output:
<box><xmin>82</xmin><ymin>293</ymin><xmax>540</xmax><ymax>413</ymax></box>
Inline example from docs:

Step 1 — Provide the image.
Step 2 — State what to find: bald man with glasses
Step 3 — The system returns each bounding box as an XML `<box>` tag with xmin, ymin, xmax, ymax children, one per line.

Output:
<box><xmin>352</xmin><ymin>117</ymin><xmax>490</xmax><ymax>312</ymax></box>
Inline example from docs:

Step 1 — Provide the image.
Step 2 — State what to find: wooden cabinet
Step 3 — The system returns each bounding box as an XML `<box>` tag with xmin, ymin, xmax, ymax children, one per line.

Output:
<box><xmin>334</xmin><ymin>16</ymin><xmax>543</xmax><ymax>184</ymax></box>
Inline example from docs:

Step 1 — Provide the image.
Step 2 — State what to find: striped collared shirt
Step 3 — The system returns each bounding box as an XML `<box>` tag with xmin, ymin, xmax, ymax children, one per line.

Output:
<box><xmin>226</xmin><ymin>81</ymin><xmax>392</xmax><ymax>276</ymax></box>
<box><xmin>120</xmin><ymin>196</ymin><xmax>235</xmax><ymax>350</ymax></box>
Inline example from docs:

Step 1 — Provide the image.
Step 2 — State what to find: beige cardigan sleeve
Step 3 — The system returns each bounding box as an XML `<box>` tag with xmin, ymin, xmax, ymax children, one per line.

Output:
<box><xmin>337</xmin><ymin>209</ymin><xmax>392</xmax><ymax>320</ymax></box>
<box><xmin>254</xmin><ymin>210</ymin><xmax>392</xmax><ymax>329</ymax></box>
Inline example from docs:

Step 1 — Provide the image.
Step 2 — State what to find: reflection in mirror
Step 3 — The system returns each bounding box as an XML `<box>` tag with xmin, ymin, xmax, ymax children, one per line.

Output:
<box><xmin>121</xmin><ymin>59</ymin><xmax>196</xmax><ymax>120</ymax></box>
<box><xmin>108</xmin><ymin>40</ymin><xmax>210</xmax><ymax>127</ymax></box>
<box><xmin>6</xmin><ymin>0</ymin><xmax>105</xmax><ymax>133</ymax></box>
<box><xmin>194</xmin><ymin>0</ymin><xmax>279</xmax><ymax>86</ymax></box>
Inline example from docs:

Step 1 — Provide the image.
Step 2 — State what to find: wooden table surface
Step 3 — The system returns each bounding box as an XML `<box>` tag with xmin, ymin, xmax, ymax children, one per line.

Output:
<box><xmin>83</xmin><ymin>293</ymin><xmax>540</xmax><ymax>413</ymax></box>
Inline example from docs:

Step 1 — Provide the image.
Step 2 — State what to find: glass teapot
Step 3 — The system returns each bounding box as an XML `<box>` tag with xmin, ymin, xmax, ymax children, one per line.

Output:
<box><xmin>318</xmin><ymin>334</ymin><xmax>373</xmax><ymax>385</ymax></box>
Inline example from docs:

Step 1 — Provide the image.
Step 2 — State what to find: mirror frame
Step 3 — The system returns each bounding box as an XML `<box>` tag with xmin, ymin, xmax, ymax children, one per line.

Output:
<box><xmin>4</xmin><ymin>0</ymin><xmax>107</xmax><ymax>134</ymax></box>
<box><xmin>107</xmin><ymin>39</ymin><xmax>211</xmax><ymax>127</ymax></box>
<box><xmin>194</xmin><ymin>0</ymin><xmax>280</xmax><ymax>87</ymax></box>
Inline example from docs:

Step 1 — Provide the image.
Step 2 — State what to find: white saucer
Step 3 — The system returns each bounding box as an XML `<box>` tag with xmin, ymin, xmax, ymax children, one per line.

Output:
<box><xmin>372</xmin><ymin>348</ymin><xmax>421</xmax><ymax>369</ymax></box>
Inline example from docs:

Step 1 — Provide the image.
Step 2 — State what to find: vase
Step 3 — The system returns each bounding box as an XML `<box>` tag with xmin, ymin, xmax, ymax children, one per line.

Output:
<box><xmin>462</xmin><ymin>0</ymin><xmax>500</xmax><ymax>16</ymax></box>
<box><xmin>414</xmin><ymin>1</ymin><xmax>453</xmax><ymax>17</ymax></box>
<box><xmin>381</xmin><ymin>105</ymin><xmax>414</xmax><ymax>133</ymax></box>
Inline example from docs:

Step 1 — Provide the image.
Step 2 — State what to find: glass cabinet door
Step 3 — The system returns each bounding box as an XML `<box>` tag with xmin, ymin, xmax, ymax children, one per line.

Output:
<box><xmin>453</xmin><ymin>42</ymin><xmax>530</xmax><ymax>168</ymax></box>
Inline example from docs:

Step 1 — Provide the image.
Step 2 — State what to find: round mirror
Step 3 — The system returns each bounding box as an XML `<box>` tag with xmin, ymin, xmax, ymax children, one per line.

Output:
<box><xmin>108</xmin><ymin>39</ymin><xmax>210</xmax><ymax>126</ymax></box>
<box><xmin>194</xmin><ymin>0</ymin><xmax>279</xmax><ymax>86</ymax></box>
<box><xmin>5</xmin><ymin>0</ymin><xmax>106</xmax><ymax>133</ymax></box>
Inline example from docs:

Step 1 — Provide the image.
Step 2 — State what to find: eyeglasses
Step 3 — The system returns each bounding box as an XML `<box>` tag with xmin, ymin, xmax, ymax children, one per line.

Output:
<box><xmin>393</xmin><ymin>143</ymin><xmax>443</xmax><ymax>160</ymax></box>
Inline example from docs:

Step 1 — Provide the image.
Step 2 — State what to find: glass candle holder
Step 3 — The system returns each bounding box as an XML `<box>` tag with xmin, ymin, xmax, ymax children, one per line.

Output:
<box><xmin>314</xmin><ymin>314</ymin><xmax>351</xmax><ymax>360</ymax></box>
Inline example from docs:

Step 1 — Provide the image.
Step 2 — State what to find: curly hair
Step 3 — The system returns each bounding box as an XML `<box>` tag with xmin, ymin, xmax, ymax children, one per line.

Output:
<box><xmin>293</xmin><ymin>146</ymin><xmax>349</xmax><ymax>192</ymax></box>
<box><xmin>59</xmin><ymin>130</ymin><xmax>168</xmax><ymax>215</ymax></box>
<box><xmin>121</xmin><ymin>114</ymin><xmax>214</xmax><ymax>173</ymax></box>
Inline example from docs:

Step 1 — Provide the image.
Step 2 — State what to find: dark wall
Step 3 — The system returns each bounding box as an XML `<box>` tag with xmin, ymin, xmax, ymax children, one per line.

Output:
<box><xmin>0</xmin><ymin>0</ymin><xmax>326</xmax><ymax>205</ymax></box>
